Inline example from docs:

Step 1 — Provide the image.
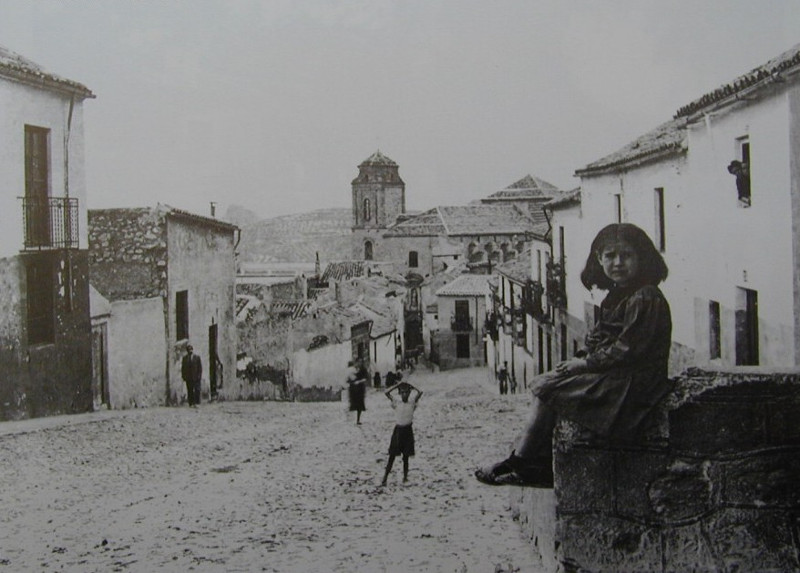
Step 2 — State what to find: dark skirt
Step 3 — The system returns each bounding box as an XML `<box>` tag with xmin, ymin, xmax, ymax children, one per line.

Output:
<box><xmin>348</xmin><ymin>383</ymin><xmax>366</xmax><ymax>412</ymax></box>
<box><xmin>532</xmin><ymin>364</ymin><xmax>671</xmax><ymax>439</ymax></box>
<box><xmin>388</xmin><ymin>424</ymin><xmax>415</xmax><ymax>457</ymax></box>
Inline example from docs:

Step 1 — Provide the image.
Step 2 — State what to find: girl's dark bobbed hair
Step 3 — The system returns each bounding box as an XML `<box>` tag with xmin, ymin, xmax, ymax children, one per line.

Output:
<box><xmin>580</xmin><ymin>223</ymin><xmax>668</xmax><ymax>290</ymax></box>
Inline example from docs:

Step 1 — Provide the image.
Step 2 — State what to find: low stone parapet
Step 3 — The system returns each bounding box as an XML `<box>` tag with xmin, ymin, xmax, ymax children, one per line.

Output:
<box><xmin>512</xmin><ymin>368</ymin><xmax>800</xmax><ymax>571</ymax></box>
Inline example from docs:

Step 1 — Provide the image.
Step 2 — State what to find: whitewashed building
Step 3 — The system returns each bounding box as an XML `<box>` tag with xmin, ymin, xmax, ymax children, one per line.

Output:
<box><xmin>572</xmin><ymin>43</ymin><xmax>800</xmax><ymax>371</ymax></box>
<box><xmin>0</xmin><ymin>45</ymin><xmax>95</xmax><ymax>420</ymax></box>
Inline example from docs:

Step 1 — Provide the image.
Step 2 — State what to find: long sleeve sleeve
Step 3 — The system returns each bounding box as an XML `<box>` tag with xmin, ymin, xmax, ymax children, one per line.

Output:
<box><xmin>585</xmin><ymin>286</ymin><xmax>669</xmax><ymax>372</ymax></box>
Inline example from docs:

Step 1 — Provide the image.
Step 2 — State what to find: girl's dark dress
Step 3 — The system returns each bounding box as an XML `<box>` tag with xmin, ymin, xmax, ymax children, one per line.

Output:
<box><xmin>534</xmin><ymin>283</ymin><xmax>672</xmax><ymax>439</ymax></box>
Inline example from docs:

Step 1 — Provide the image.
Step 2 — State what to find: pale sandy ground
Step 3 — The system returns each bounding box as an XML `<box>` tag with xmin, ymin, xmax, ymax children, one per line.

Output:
<box><xmin>0</xmin><ymin>367</ymin><xmax>544</xmax><ymax>572</ymax></box>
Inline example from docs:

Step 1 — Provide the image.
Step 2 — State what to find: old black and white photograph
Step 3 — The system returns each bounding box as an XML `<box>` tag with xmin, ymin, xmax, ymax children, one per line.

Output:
<box><xmin>1</xmin><ymin>1</ymin><xmax>800</xmax><ymax>571</ymax></box>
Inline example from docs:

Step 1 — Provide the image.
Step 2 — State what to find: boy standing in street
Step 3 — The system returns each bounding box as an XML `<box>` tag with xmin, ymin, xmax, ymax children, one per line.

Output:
<box><xmin>380</xmin><ymin>380</ymin><xmax>423</xmax><ymax>486</ymax></box>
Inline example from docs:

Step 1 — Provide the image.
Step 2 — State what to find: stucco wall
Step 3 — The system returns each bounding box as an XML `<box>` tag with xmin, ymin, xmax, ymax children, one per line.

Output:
<box><xmin>108</xmin><ymin>298</ymin><xmax>166</xmax><ymax>408</ymax></box>
<box><xmin>291</xmin><ymin>341</ymin><xmax>351</xmax><ymax>388</ymax></box>
<box><xmin>0</xmin><ymin>78</ymin><xmax>89</xmax><ymax>258</ymax></box>
<box><xmin>435</xmin><ymin>295</ymin><xmax>486</xmax><ymax>370</ymax></box>
<box><xmin>576</xmin><ymin>85</ymin><xmax>798</xmax><ymax>368</ymax></box>
<box><xmin>166</xmin><ymin>216</ymin><xmax>236</xmax><ymax>404</ymax></box>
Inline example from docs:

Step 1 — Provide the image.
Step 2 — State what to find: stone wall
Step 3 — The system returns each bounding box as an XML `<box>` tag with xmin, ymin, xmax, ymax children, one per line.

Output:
<box><xmin>88</xmin><ymin>208</ymin><xmax>167</xmax><ymax>301</ymax></box>
<box><xmin>0</xmin><ymin>251</ymin><xmax>93</xmax><ymax>421</ymax></box>
<box><xmin>512</xmin><ymin>368</ymin><xmax>800</xmax><ymax>572</ymax></box>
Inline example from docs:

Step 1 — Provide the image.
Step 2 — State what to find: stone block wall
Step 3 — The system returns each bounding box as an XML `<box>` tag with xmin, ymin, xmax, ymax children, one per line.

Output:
<box><xmin>88</xmin><ymin>208</ymin><xmax>167</xmax><ymax>301</ymax></box>
<box><xmin>512</xmin><ymin>368</ymin><xmax>800</xmax><ymax>572</ymax></box>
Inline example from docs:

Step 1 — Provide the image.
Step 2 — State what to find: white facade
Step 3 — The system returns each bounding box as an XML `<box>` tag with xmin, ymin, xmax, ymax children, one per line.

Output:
<box><xmin>0</xmin><ymin>75</ymin><xmax>90</xmax><ymax>257</ymax></box>
<box><xmin>575</xmin><ymin>48</ymin><xmax>800</xmax><ymax>370</ymax></box>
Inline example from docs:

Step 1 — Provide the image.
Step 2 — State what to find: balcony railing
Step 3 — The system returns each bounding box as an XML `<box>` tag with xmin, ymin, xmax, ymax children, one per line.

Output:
<box><xmin>546</xmin><ymin>261</ymin><xmax>567</xmax><ymax>309</ymax></box>
<box><xmin>451</xmin><ymin>316</ymin><xmax>473</xmax><ymax>332</ymax></box>
<box><xmin>19</xmin><ymin>196</ymin><xmax>79</xmax><ymax>250</ymax></box>
<box><xmin>524</xmin><ymin>280</ymin><xmax>548</xmax><ymax>321</ymax></box>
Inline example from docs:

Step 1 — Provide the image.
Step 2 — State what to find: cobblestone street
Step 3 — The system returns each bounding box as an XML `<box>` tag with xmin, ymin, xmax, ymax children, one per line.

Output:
<box><xmin>0</xmin><ymin>367</ymin><xmax>542</xmax><ymax>572</ymax></box>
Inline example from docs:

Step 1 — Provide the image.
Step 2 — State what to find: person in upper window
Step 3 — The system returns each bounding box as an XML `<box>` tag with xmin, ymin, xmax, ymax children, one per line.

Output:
<box><xmin>728</xmin><ymin>160</ymin><xmax>751</xmax><ymax>206</ymax></box>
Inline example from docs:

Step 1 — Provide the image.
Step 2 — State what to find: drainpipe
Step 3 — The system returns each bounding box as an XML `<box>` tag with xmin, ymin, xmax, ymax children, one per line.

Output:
<box><xmin>64</xmin><ymin>95</ymin><xmax>74</xmax><ymax>197</ymax></box>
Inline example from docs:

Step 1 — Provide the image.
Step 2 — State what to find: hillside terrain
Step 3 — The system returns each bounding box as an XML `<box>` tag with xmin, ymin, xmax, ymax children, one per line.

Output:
<box><xmin>224</xmin><ymin>205</ymin><xmax>353</xmax><ymax>263</ymax></box>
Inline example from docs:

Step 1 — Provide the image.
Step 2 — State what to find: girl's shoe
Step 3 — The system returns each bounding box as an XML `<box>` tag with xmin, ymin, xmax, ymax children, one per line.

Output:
<box><xmin>474</xmin><ymin>453</ymin><xmax>553</xmax><ymax>488</ymax></box>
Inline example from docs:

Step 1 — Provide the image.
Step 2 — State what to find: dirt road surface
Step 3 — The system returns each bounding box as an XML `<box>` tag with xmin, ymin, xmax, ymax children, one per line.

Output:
<box><xmin>0</xmin><ymin>367</ymin><xmax>543</xmax><ymax>572</ymax></box>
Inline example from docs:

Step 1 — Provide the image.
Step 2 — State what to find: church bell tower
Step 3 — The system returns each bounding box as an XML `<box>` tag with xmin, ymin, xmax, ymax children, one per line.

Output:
<box><xmin>351</xmin><ymin>150</ymin><xmax>405</xmax><ymax>261</ymax></box>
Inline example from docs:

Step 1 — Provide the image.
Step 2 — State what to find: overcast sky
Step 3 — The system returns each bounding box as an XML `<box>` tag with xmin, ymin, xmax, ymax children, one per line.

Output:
<box><xmin>2</xmin><ymin>1</ymin><xmax>799</xmax><ymax>219</ymax></box>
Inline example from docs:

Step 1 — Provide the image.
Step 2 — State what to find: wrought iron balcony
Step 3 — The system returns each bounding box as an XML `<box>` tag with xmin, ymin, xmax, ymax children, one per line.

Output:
<box><xmin>19</xmin><ymin>196</ymin><xmax>79</xmax><ymax>250</ymax></box>
<box><xmin>546</xmin><ymin>261</ymin><xmax>567</xmax><ymax>310</ymax></box>
<box><xmin>524</xmin><ymin>280</ymin><xmax>548</xmax><ymax>321</ymax></box>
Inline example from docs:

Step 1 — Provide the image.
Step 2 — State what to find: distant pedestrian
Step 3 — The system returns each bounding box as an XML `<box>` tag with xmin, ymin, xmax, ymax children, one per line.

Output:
<box><xmin>181</xmin><ymin>344</ymin><xmax>202</xmax><ymax>407</ymax></box>
<box><xmin>509</xmin><ymin>375</ymin><xmax>517</xmax><ymax>395</ymax></box>
<box><xmin>347</xmin><ymin>361</ymin><xmax>367</xmax><ymax>425</ymax></box>
<box><xmin>381</xmin><ymin>380</ymin><xmax>423</xmax><ymax>486</ymax></box>
<box><xmin>373</xmin><ymin>371</ymin><xmax>382</xmax><ymax>389</ymax></box>
<box><xmin>498</xmin><ymin>362</ymin><xmax>509</xmax><ymax>395</ymax></box>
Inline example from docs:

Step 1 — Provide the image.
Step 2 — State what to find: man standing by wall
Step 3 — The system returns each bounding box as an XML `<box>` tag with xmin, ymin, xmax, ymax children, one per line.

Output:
<box><xmin>181</xmin><ymin>344</ymin><xmax>203</xmax><ymax>407</ymax></box>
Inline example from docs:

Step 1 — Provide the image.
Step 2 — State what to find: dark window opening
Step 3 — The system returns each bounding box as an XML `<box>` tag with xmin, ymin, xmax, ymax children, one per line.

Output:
<box><xmin>363</xmin><ymin>198</ymin><xmax>371</xmax><ymax>221</ymax></box>
<box><xmin>546</xmin><ymin>333</ymin><xmax>552</xmax><ymax>371</ymax></box>
<box><xmin>27</xmin><ymin>255</ymin><xmax>55</xmax><ymax>345</ymax></box>
<box><xmin>176</xmin><ymin>290</ymin><xmax>189</xmax><ymax>341</ymax></box>
<box><xmin>735</xmin><ymin>287</ymin><xmax>758</xmax><ymax>365</ymax></box>
<box><xmin>537</xmin><ymin>326</ymin><xmax>544</xmax><ymax>374</ymax></box>
<box><xmin>709</xmin><ymin>300</ymin><xmax>721</xmax><ymax>360</ymax></box>
<box><xmin>364</xmin><ymin>240</ymin><xmax>373</xmax><ymax>261</ymax></box>
<box><xmin>408</xmin><ymin>251</ymin><xmax>418</xmax><ymax>268</ymax></box>
<box><xmin>654</xmin><ymin>187</ymin><xmax>666</xmax><ymax>252</ymax></box>
<box><xmin>729</xmin><ymin>139</ymin><xmax>751</xmax><ymax>207</ymax></box>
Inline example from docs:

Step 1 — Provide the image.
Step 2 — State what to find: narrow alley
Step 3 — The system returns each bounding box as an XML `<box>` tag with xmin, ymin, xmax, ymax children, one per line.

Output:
<box><xmin>0</xmin><ymin>367</ymin><xmax>543</xmax><ymax>572</ymax></box>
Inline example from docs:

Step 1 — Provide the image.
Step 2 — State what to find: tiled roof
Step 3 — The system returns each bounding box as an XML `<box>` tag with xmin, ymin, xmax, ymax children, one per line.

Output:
<box><xmin>545</xmin><ymin>188</ymin><xmax>581</xmax><ymax>209</ymax></box>
<box><xmin>0</xmin><ymin>44</ymin><xmax>94</xmax><ymax>99</ymax></box>
<box><xmin>438</xmin><ymin>204</ymin><xmax>535</xmax><ymax>236</ymax></box>
<box><xmin>350</xmin><ymin>301</ymin><xmax>397</xmax><ymax>338</ymax></box>
<box><xmin>575</xmin><ymin>118</ymin><xmax>687</xmax><ymax>177</ymax></box>
<box><xmin>436</xmin><ymin>274</ymin><xmax>492</xmax><ymax>297</ymax></box>
<box><xmin>359</xmin><ymin>150</ymin><xmax>397</xmax><ymax>166</ymax></box>
<box><xmin>161</xmin><ymin>204</ymin><xmax>239</xmax><ymax>233</ymax></box>
<box><xmin>271</xmin><ymin>300</ymin><xmax>312</xmax><ymax>319</ymax></box>
<box><xmin>384</xmin><ymin>208</ymin><xmax>446</xmax><ymax>237</ymax></box>
<box><xmin>235</xmin><ymin>294</ymin><xmax>264</xmax><ymax>323</ymax></box>
<box><xmin>496</xmin><ymin>250</ymin><xmax>531</xmax><ymax>284</ymax></box>
<box><xmin>577</xmin><ymin>43</ymin><xmax>800</xmax><ymax>177</ymax></box>
<box><xmin>386</xmin><ymin>202</ymin><xmax>536</xmax><ymax>238</ymax></box>
<box><xmin>482</xmin><ymin>174</ymin><xmax>560</xmax><ymax>200</ymax></box>
<box><xmin>675</xmin><ymin>43</ymin><xmax>800</xmax><ymax>118</ymax></box>
<box><xmin>321</xmin><ymin>261</ymin><xmax>365</xmax><ymax>282</ymax></box>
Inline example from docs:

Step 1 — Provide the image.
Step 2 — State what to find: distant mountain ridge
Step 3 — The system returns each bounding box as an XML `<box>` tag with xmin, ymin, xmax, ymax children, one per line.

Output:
<box><xmin>224</xmin><ymin>206</ymin><xmax>353</xmax><ymax>263</ymax></box>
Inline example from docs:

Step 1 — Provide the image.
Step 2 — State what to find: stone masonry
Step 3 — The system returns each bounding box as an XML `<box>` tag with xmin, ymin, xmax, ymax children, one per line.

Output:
<box><xmin>512</xmin><ymin>368</ymin><xmax>800</xmax><ymax>572</ymax></box>
<box><xmin>88</xmin><ymin>208</ymin><xmax>168</xmax><ymax>301</ymax></box>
